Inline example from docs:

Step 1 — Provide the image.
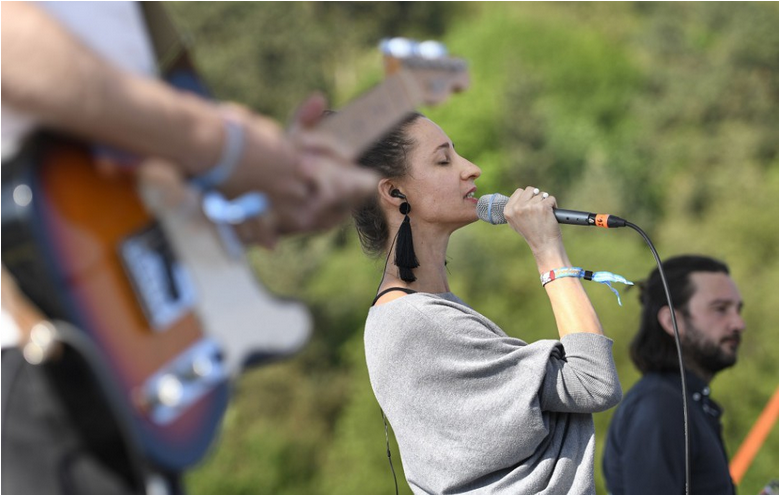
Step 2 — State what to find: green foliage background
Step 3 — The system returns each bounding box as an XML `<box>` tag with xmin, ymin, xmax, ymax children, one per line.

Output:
<box><xmin>166</xmin><ymin>2</ymin><xmax>778</xmax><ymax>494</ymax></box>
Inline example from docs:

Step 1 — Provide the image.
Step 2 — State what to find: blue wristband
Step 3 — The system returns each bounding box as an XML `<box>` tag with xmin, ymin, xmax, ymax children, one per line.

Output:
<box><xmin>191</xmin><ymin>116</ymin><xmax>245</xmax><ymax>190</ymax></box>
<box><xmin>541</xmin><ymin>266</ymin><xmax>634</xmax><ymax>306</ymax></box>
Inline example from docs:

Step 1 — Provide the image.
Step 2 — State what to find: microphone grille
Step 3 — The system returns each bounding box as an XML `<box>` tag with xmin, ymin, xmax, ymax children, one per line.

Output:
<box><xmin>476</xmin><ymin>193</ymin><xmax>509</xmax><ymax>224</ymax></box>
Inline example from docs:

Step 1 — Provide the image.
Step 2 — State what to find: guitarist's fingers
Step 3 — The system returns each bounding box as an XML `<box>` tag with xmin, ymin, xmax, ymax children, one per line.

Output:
<box><xmin>293</xmin><ymin>156</ymin><xmax>377</xmax><ymax>232</ymax></box>
<box><xmin>256</xmin><ymin>212</ymin><xmax>280</xmax><ymax>249</ymax></box>
<box><xmin>235</xmin><ymin>212</ymin><xmax>279</xmax><ymax>250</ymax></box>
<box><xmin>290</xmin><ymin>92</ymin><xmax>329</xmax><ymax>130</ymax></box>
<box><xmin>263</xmin><ymin>147</ymin><xmax>377</xmax><ymax>236</ymax></box>
<box><xmin>287</xmin><ymin>93</ymin><xmax>352</xmax><ymax>172</ymax></box>
<box><xmin>334</xmin><ymin>165</ymin><xmax>380</xmax><ymax>203</ymax></box>
<box><xmin>311</xmin><ymin>151</ymin><xmax>378</xmax><ymax>207</ymax></box>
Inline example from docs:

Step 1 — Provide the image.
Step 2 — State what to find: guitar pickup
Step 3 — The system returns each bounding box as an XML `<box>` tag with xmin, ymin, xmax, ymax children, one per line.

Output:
<box><xmin>119</xmin><ymin>223</ymin><xmax>196</xmax><ymax>331</ymax></box>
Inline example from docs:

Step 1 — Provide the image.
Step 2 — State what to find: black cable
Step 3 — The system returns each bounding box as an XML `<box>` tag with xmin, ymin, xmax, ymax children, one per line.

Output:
<box><xmin>375</xmin><ymin>228</ymin><xmax>400</xmax><ymax>297</ymax></box>
<box><xmin>374</xmin><ymin>233</ymin><xmax>401</xmax><ymax>494</ymax></box>
<box><xmin>381</xmin><ymin>409</ymin><xmax>400</xmax><ymax>495</ymax></box>
<box><xmin>625</xmin><ymin>221</ymin><xmax>690</xmax><ymax>495</ymax></box>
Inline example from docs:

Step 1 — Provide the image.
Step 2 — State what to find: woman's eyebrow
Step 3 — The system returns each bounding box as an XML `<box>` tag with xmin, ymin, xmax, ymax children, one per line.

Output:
<box><xmin>432</xmin><ymin>141</ymin><xmax>453</xmax><ymax>155</ymax></box>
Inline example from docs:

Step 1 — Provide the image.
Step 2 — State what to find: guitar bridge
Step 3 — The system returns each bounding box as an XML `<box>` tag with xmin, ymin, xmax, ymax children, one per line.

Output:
<box><xmin>119</xmin><ymin>223</ymin><xmax>196</xmax><ymax>331</ymax></box>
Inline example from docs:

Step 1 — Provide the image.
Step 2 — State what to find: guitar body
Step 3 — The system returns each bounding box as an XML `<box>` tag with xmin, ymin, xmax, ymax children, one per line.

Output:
<box><xmin>2</xmin><ymin>135</ymin><xmax>229</xmax><ymax>470</ymax></box>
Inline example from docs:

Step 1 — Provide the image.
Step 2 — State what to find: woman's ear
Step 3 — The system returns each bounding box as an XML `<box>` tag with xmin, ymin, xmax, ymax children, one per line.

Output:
<box><xmin>378</xmin><ymin>178</ymin><xmax>403</xmax><ymax>207</ymax></box>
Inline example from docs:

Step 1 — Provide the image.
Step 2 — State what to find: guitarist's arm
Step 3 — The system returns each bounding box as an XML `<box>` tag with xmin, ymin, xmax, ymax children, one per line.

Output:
<box><xmin>1</xmin><ymin>266</ymin><xmax>41</xmax><ymax>349</ymax></box>
<box><xmin>1</xmin><ymin>2</ymin><xmax>377</xmax><ymax>246</ymax></box>
<box><xmin>1</xmin><ymin>265</ymin><xmax>62</xmax><ymax>365</ymax></box>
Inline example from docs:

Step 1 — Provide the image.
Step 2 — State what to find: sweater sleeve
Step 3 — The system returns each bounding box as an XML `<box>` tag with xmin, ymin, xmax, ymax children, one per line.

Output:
<box><xmin>539</xmin><ymin>333</ymin><xmax>623</xmax><ymax>413</ymax></box>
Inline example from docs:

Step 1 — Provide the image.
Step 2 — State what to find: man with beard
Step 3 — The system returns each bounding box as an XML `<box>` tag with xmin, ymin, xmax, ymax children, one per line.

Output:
<box><xmin>602</xmin><ymin>255</ymin><xmax>744</xmax><ymax>494</ymax></box>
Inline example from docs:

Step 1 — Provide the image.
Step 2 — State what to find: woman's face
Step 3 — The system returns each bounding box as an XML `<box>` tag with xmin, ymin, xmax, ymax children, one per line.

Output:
<box><xmin>396</xmin><ymin>117</ymin><xmax>482</xmax><ymax>232</ymax></box>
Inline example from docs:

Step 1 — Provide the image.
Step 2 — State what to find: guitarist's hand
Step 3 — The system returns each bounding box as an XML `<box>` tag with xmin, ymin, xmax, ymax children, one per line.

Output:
<box><xmin>216</xmin><ymin>94</ymin><xmax>378</xmax><ymax>247</ymax></box>
<box><xmin>4</xmin><ymin>1</ymin><xmax>374</xmax><ymax>249</ymax></box>
<box><xmin>288</xmin><ymin>93</ymin><xmax>381</xmax><ymax>234</ymax></box>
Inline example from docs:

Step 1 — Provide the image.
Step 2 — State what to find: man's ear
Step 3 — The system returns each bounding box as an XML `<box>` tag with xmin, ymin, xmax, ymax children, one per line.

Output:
<box><xmin>657</xmin><ymin>306</ymin><xmax>684</xmax><ymax>338</ymax></box>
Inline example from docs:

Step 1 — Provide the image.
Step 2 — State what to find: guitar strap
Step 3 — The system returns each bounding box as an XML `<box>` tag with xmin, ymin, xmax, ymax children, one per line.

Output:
<box><xmin>140</xmin><ymin>2</ymin><xmax>192</xmax><ymax>77</ymax></box>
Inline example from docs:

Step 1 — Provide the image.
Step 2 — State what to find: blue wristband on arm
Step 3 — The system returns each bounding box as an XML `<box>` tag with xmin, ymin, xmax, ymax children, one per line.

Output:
<box><xmin>191</xmin><ymin>115</ymin><xmax>271</xmax><ymax>225</ymax></box>
<box><xmin>541</xmin><ymin>266</ymin><xmax>634</xmax><ymax>306</ymax></box>
<box><xmin>191</xmin><ymin>116</ymin><xmax>245</xmax><ymax>190</ymax></box>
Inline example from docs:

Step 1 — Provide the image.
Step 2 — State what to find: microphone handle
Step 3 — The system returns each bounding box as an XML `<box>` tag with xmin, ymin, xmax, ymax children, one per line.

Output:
<box><xmin>554</xmin><ymin>208</ymin><xmax>626</xmax><ymax>228</ymax></box>
<box><xmin>554</xmin><ymin>209</ymin><xmax>593</xmax><ymax>226</ymax></box>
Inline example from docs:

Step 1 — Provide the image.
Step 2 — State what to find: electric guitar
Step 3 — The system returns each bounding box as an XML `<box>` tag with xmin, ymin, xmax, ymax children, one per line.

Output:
<box><xmin>1</xmin><ymin>38</ymin><xmax>469</xmax><ymax>471</ymax></box>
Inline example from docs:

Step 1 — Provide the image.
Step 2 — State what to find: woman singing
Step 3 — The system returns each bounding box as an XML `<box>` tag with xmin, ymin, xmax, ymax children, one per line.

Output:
<box><xmin>354</xmin><ymin>113</ymin><xmax>622</xmax><ymax>494</ymax></box>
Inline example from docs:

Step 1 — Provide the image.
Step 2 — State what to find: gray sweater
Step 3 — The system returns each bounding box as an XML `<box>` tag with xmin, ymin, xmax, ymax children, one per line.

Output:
<box><xmin>364</xmin><ymin>292</ymin><xmax>622</xmax><ymax>495</ymax></box>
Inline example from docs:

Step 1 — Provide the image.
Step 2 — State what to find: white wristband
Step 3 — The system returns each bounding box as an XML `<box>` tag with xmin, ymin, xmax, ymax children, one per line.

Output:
<box><xmin>191</xmin><ymin>115</ymin><xmax>245</xmax><ymax>190</ymax></box>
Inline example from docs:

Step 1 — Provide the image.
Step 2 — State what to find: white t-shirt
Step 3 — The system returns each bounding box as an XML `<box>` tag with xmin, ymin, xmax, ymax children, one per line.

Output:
<box><xmin>1</xmin><ymin>1</ymin><xmax>157</xmax><ymax>160</ymax></box>
<box><xmin>1</xmin><ymin>1</ymin><xmax>157</xmax><ymax>348</ymax></box>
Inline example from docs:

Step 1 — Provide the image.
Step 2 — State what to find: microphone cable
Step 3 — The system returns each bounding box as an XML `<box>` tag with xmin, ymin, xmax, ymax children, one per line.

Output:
<box><xmin>624</xmin><ymin>220</ymin><xmax>691</xmax><ymax>495</ymax></box>
<box><xmin>372</xmin><ymin>230</ymin><xmax>402</xmax><ymax>495</ymax></box>
<box><xmin>381</xmin><ymin>408</ymin><xmax>400</xmax><ymax>495</ymax></box>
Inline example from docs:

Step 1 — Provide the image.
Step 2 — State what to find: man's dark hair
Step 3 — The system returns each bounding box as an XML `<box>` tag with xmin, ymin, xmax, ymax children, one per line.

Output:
<box><xmin>630</xmin><ymin>255</ymin><xmax>730</xmax><ymax>374</ymax></box>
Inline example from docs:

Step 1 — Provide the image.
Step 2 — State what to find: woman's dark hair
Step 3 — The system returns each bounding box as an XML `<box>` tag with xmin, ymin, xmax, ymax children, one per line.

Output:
<box><xmin>630</xmin><ymin>255</ymin><xmax>730</xmax><ymax>374</ymax></box>
<box><xmin>353</xmin><ymin>112</ymin><xmax>423</xmax><ymax>257</ymax></box>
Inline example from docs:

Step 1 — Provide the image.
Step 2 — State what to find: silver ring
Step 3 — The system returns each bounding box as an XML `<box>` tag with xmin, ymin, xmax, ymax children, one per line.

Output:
<box><xmin>532</xmin><ymin>187</ymin><xmax>540</xmax><ymax>195</ymax></box>
<box><xmin>542</xmin><ymin>192</ymin><xmax>549</xmax><ymax>199</ymax></box>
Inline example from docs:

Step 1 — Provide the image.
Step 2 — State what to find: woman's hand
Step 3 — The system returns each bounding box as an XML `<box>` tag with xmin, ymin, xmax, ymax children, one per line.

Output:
<box><xmin>503</xmin><ymin>186</ymin><xmax>567</xmax><ymax>269</ymax></box>
<box><xmin>504</xmin><ymin>186</ymin><xmax>604</xmax><ymax>337</ymax></box>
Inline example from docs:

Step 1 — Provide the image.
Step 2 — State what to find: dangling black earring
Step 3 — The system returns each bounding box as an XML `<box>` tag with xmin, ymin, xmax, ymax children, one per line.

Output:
<box><xmin>395</xmin><ymin>201</ymin><xmax>419</xmax><ymax>283</ymax></box>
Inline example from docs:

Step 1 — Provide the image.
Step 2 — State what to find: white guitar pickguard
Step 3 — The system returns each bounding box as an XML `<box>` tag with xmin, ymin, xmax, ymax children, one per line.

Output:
<box><xmin>138</xmin><ymin>165</ymin><xmax>311</xmax><ymax>377</ymax></box>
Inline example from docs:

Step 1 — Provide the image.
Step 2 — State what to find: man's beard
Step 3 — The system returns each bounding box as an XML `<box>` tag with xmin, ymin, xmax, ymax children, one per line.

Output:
<box><xmin>681</xmin><ymin>318</ymin><xmax>739</xmax><ymax>374</ymax></box>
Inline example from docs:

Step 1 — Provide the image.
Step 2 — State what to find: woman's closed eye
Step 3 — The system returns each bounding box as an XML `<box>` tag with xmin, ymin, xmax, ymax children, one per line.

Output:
<box><xmin>437</xmin><ymin>151</ymin><xmax>452</xmax><ymax>166</ymax></box>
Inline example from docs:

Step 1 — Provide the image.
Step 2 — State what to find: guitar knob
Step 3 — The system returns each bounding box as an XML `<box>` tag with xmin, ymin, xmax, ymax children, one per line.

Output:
<box><xmin>13</xmin><ymin>184</ymin><xmax>33</xmax><ymax>207</ymax></box>
<box><xmin>418</xmin><ymin>41</ymin><xmax>447</xmax><ymax>59</ymax></box>
<box><xmin>380</xmin><ymin>37</ymin><xmax>416</xmax><ymax>57</ymax></box>
<box><xmin>154</xmin><ymin>373</ymin><xmax>184</xmax><ymax>407</ymax></box>
<box><xmin>182</xmin><ymin>354</ymin><xmax>215</xmax><ymax>380</ymax></box>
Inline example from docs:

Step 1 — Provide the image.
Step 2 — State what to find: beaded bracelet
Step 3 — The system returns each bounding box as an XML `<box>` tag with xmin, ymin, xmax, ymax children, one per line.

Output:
<box><xmin>191</xmin><ymin>115</ymin><xmax>246</xmax><ymax>190</ymax></box>
<box><xmin>541</xmin><ymin>266</ymin><xmax>634</xmax><ymax>306</ymax></box>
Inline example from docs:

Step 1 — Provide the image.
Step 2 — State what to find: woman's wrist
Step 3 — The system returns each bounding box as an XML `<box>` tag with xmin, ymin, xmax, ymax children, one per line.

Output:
<box><xmin>533</xmin><ymin>246</ymin><xmax>570</xmax><ymax>273</ymax></box>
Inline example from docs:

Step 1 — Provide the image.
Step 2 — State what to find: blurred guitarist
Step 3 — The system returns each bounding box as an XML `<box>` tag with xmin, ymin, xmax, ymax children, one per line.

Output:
<box><xmin>2</xmin><ymin>2</ymin><xmax>376</xmax><ymax>493</ymax></box>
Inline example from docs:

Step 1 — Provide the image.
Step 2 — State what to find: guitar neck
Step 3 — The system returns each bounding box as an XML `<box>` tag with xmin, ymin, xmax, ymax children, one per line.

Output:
<box><xmin>313</xmin><ymin>70</ymin><xmax>425</xmax><ymax>161</ymax></box>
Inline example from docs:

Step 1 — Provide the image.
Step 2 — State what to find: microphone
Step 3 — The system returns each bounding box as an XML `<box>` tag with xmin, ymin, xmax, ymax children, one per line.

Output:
<box><xmin>476</xmin><ymin>193</ymin><xmax>627</xmax><ymax>228</ymax></box>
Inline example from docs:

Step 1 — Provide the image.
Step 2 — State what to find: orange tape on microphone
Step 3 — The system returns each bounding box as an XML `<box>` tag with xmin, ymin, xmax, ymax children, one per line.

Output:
<box><xmin>595</xmin><ymin>214</ymin><xmax>610</xmax><ymax>228</ymax></box>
